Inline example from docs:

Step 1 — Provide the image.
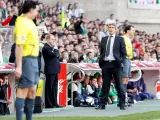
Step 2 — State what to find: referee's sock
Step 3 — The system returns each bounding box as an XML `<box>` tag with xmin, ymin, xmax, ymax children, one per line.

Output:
<box><xmin>123</xmin><ymin>84</ymin><xmax>127</xmax><ymax>92</ymax></box>
<box><xmin>15</xmin><ymin>97</ymin><xmax>25</xmax><ymax>120</ymax></box>
<box><xmin>25</xmin><ymin>98</ymin><xmax>35</xmax><ymax>120</ymax></box>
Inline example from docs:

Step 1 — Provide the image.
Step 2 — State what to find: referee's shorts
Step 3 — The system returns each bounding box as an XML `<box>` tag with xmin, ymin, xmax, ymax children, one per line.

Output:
<box><xmin>17</xmin><ymin>56</ymin><xmax>39</xmax><ymax>88</ymax></box>
<box><xmin>122</xmin><ymin>58</ymin><xmax>131</xmax><ymax>78</ymax></box>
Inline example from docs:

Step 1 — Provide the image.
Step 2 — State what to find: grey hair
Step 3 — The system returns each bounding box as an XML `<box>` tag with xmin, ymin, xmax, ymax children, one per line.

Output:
<box><xmin>107</xmin><ymin>23</ymin><xmax>116</xmax><ymax>27</ymax></box>
<box><xmin>107</xmin><ymin>23</ymin><xmax>117</xmax><ymax>29</ymax></box>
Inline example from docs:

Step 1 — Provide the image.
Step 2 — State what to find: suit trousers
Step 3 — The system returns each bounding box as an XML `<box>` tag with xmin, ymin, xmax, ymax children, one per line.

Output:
<box><xmin>45</xmin><ymin>74</ymin><xmax>58</xmax><ymax>108</ymax></box>
<box><xmin>100</xmin><ymin>62</ymin><xmax>125</xmax><ymax>105</ymax></box>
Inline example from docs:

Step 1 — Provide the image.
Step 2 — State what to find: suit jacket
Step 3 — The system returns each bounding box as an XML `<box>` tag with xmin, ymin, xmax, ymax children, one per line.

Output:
<box><xmin>99</xmin><ymin>35</ymin><xmax>126</xmax><ymax>68</ymax></box>
<box><xmin>9</xmin><ymin>43</ymin><xmax>16</xmax><ymax>63</ymax></box>
<box><xmin>42</xmin><ymin>43</ymin><xmax>60</xmax><ymax>74</ymax></box>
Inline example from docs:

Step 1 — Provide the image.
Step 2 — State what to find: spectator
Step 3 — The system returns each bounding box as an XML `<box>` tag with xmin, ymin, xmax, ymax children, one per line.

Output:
<box><xmin>105</xmin><ymin>14</ymin><xmax>116</xmax><ymax>25</ymax></box>
<box><xmin>67</xmin><ymin>4</ymin><xmax>73</xmax><ymax>19</ymax></box>
<box><xmin>97</xmin><ymin>75</ymin><xmax>103</xmax><ymax>90</ymax></box>
<box><xmin>135</xmin><ymin>72</ymin><xmax>154</xmax><ymax>100</ymax></box>
<box><xmin>81</xmin><ymin>75</ymin><xmax>98</xmax><ymax>106</ymax></box>
<box><xmin>157</xmin><ymin>32</ymin><xmax>160</xmax><ymax>40</ymax></box>
<box><xmin>89</xmin><ymin>76</ymin><xmax>99</xmax><ymax>99</ymax></box>
<box><xmin>58</xmin><ymin>46</ymin><xmax>64</xmax><ymax>54</ymax></box>
<box><xmin>0</xmin><ymin>0</ymin><xmax>8</xmax><ymax>19</ymax></box>
<box><xmin>123</xmin><ymin>20</ymin><xmax>129</xmax><ymax>29</ymax></box>
<box><xmin>69</xmin><ymin>72</ymin><xmax>84</xmax><ymax>107</ymax></box>
<box><xmin>127</xmin><ymin>82</ymin><xmax>141</xmax><ymax>102</ymax></box>
<box><xmin>64</xmin><ymin>44</ymin><xmax>71</xmax><ymax>53</ymax></box>
<box><xmin>9</xmin><ymin>6</ymin><xmax>18</xmax><ymax>26</ymax></box>
<box><xmin>39</xmin><ymin>3</ymin><xmax>46</xmax><ymax>19</ymax></box>
<box><xmin>60</xmin><ymin>11</ymin><xmax>70</xmax><ymax>28</ymax></box>
<box><xmin>56</xmin><ymin>1</ymin><xmax>63</xmax><ymax>13</ymax></box>
<box><xmin>155</xmin><ymin>45</ymin><xmax>160</xmax><ymax>62</ymax></box>
<box><xmin>75</xmin><ymin>20</ymin><xmax>87</xmax><ymax>35</ymax></box>
<box><xmin>72</xmin><ymin>2</ymin><xmax>84</xmax><ymax>18</ymax></box>
<box><xmin>42</xmin><ymin>34</ymin><xmax>62</xmax><ymax>108</ymax></box>
<box><xmin>98</xmin><ymin>23</ymin><xmax>107</xmax><ymax>41</ymax></box>
<box><xmin>47</xmin><ymin>8</ymin><xmax>54</xmax><ymax>17</ymax></box>
<box><xmin>116</xmin><ymin>19</ymin><xmax>122</xmax><ymax>28</ymax></box>
<box><xmin>143</xmin><ymin>53</ymin><xmax>150</xmax><ymax>61</ymax></box>
<box><xmin>1</xmin><ymin>13</ymin><xmax>12</xmax><ymax>26</ymax></box>
<box><xmin>68</xmin><ymin>51</ymin><xmax>79</xmax><ymax>63</ymax></box>
<box><xmin>150</xmin><ymin>52</ymin><xmax>157</xmax><ymax>62</ymax></box>
<box><xmin>84</xmin><ymin>52</ymin><xmax>96</xmax><ymax>63</ymax></box>
<box><xmin>0</xmin><ymin>74</ymin><xmax>11</xmax><ymax>115</ymax></box>
<box><xmin>108</xmin><ymin>82</ymin><xmax>118</xmax><ymax>104</ymax></box>
<box><xmin>59</xmin><ymin>51</ymin><xmax>69</xmax><ymax>63</ymax></box>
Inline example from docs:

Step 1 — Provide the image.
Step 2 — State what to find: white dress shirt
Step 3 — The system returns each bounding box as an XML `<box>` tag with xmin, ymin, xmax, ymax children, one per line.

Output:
<box><xmin>104</xmin><ymin>34</ymin><xmax>116</xmax><ymax>61</ymax></box>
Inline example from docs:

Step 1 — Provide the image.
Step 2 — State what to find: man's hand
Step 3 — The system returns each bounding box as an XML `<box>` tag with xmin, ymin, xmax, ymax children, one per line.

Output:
<box><xmin>7</xmin><ymin>100</ymin><xmax>12</xmax><ymax>104</ymax></box>
<box><xmin>133</xmin><ymin>88</ymin><xmax>138</xmax><ymax>94</ymax></box>
<box><xmin>15</xmin><ymin>67</ymin><xmax>22</xmax><ymax>80</ymax></box>
<box><xmin>52</xmin><ymin>42</ymin><xmax>57</xmax><ymax>47</ymax></box>
<box><xmin>94</xmin><ymin>82</ymin><xmax>98</xmax><ymax>88</ymax></box>
<box><xmin>51</xmin><ymin>42</ymin><xmax>57</xmax><ymax>48</ymax></box>
<box><xmin>128</xmin><ymin>89</ymin><xmax>134</xmax><ymax>93</ymax></box>
<box><xmin>0</xmin><ymin>78</ymin><xmax>3</xmax><ymax>86</ymax></box>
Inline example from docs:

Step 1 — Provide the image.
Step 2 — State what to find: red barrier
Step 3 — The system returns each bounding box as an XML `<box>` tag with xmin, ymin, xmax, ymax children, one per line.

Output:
<box><xmin>156</xmin><ymin>80</ymin><xmax>160</xmax><ymax>99</ymax></box>
<box><xmin>58</xmin><ymin>63</ymin><xmax>67</xmax><ymax>107</ymax></box>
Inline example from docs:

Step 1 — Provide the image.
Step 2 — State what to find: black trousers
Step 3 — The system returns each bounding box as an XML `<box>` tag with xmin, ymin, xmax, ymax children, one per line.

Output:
<box><xmin>100</xmin><ymin>62</ymin><xmax>125</xmax><ymax>105</ymax></box>
<box><xmin>45</xmin><ymin>74</ymin><xmax>58</xmax><ymax>108</ymax></box>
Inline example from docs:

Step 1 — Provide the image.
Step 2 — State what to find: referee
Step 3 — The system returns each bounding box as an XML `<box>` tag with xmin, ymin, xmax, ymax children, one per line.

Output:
<box><xmin>122</xmin><ymin>25</ymin><xmax>135</xmax><ymax>105</ymax></box>
<box><xmin>14</xmin><ymin>1</ymin><xmax>39</xmax><ymax>120</ymax></box>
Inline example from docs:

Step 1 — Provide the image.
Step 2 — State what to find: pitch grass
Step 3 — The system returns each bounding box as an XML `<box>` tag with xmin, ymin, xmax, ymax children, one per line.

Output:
<box><xmin>1</xmin><ymin>111</ymin><xmax>160</xmax><ymax>120</ymax></box>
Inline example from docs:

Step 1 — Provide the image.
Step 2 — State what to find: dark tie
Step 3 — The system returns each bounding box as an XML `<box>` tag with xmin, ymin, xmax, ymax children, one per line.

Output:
<box><xmin>106</xmin><ymin>36</ymin><xmax>112</xmax><ymax>57</ymax></box>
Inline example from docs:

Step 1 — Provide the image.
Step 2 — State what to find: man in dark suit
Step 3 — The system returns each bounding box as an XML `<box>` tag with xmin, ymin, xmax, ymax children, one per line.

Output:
<box><xmin>96</xmin><ymin>23</ymin><xmax>127</xmax><ymax>110</ymax></box>
<box><xmin>42</xmin><ymin>34</ymin><xmax>62</xmax><ymax>108</ymax></box>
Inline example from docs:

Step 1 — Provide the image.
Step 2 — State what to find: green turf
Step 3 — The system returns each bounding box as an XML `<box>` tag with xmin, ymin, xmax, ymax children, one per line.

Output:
<box><xmin>1</xmin><ymin>111</ymin><xmax>160</xmax><ymax>120</ymax></box>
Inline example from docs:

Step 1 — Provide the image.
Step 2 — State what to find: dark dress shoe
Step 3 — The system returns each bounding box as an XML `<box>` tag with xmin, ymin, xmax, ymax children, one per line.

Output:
<box><xmin>54</xmin><ymin>105</ymin><xmax>63</xmax><ymax>108</ymax></box>
<box><xmin>117</xmin><ymin>103</ymin><xmax>131</xmax><ymax>107</ymax></box>
<box><xmin>120</xmin><ymin>105</ymin><xmax>126</xmax><ymax>110</ymax></box>
<box><xmin>95</xmin><ymin>104</ymin><xmax>105</xmax><ymax>110</ymax></box>
<box><xmin>117</xmin><ymin>103</ymin><xmax>126</xmax><ymax>107</ymax></box>
<box><xmin>117</xmin><ymin>103</ymin><xmax>120</xmax><ymax>107</ymax></box>
<box><xmin>127</xmin><ymin>103</ymin><xmax>132</xmax><ymax>107</ymax></box>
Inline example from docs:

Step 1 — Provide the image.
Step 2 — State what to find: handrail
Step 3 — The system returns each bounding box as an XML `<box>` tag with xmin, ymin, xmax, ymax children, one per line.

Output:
<box><xmin>129</xmin><ymin>69</ymin><xmax>142</xmax><ymax>82</ymax></box>
<box><xmin>66</xmin><ymin>68</ymin><xmax>85</xmax><ymax>106</ymax></box>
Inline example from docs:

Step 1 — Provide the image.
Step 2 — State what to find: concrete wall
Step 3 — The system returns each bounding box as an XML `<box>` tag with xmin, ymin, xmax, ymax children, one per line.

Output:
<box><xmin>117</xmin><ymin>0</ymin><xmax>160</xmax><ymax>24</ymax></box>
<box><xmin>38</xmin><ymin>0</ymin><xmax>160</xmax><ymax>33</ymax></box>
<box><xmin>131</xmin><ymin>23</ymin><xmax>160</xmax><ymax>34</ymax></box>
<box><xmin>38</xmin><ymin>0</ymin><xmax>117</xmax><ymax>20</ymax></box>
<box><xmin>117</xmin><ymin>0</ymin><xmax>160</xmax><ymax>34</ymax></box>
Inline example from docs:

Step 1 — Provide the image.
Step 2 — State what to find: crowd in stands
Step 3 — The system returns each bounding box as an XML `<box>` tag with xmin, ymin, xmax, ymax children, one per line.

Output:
<box><xmin>0</xmin><ymin>0</ymin><xmax>158</xmax><ymax>112</ymax></box>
